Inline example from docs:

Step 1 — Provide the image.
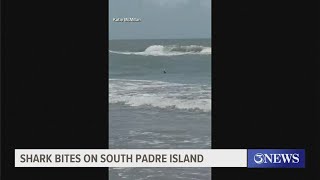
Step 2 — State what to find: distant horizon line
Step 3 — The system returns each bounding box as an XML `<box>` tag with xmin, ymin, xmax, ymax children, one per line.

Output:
<box><xmin>109</xmin><ymin>37</ymin><xmax>211</xmax><ymax>41</ymax></box>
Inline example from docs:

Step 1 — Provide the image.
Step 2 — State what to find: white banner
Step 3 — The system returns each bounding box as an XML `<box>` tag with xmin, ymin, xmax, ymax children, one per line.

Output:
<box><xmin>15</xmin><ymin>149</ymin><xmax>247</xmax><ymax>167</ymax></box>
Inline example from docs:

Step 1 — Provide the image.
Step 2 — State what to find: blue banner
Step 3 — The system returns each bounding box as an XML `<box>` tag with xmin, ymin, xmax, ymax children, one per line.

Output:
<box><xmin>247</xmin><ymin>149</ymin><xmax>305</xmax><ymax>168</ymax></box>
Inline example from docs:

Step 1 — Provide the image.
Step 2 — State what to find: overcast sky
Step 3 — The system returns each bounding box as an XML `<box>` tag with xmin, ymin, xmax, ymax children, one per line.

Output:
<box><xmin>109</xmin><ymin>0</ymin><xmax>211</xmax><ymax>40</ymax></box>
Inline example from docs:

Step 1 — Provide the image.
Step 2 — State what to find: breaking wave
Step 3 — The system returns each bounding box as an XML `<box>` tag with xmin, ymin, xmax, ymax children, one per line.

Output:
<box><xmin>109</xmin><ymin>79</ymin><xmax>211</xmax><ymax>112</ymax></box>
<box><xmin>109</xmin><ymin>45</ymin><xmax>211</xmax><ymax>56</ymax></box>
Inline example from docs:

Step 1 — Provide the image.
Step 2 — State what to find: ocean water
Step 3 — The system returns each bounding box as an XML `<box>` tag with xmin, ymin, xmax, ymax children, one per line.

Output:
<box><xmin>109</xmin><ymin>39</ymin><xmax>211</xmax><ymax>180</ymax></box>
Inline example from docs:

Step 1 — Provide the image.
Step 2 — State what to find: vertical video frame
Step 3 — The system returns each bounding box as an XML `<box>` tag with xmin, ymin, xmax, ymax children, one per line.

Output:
<box><xmin>109</xmin><ymin>0</ymin><xmax>212</xmax><ymax>179</ymax></box>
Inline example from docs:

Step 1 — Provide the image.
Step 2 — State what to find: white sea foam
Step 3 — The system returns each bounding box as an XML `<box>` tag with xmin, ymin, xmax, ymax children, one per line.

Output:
<box><xmin>109</xmin><ymin>45</ymin><xmax>211</xmax><ymax>56</ymax></box>
<box><xmin>109</xmin><ymin>79</ymin><xmax>211</xmax><ymax>112</ymax></box>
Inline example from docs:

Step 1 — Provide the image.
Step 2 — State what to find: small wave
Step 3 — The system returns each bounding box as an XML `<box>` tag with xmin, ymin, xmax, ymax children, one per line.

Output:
<box><xmin>109</xmin><ymin>79</ymin><xmax>211</xmax><ymax>112</ymax></box>
<box><xmin>109</xmin><ymin>45</ymin><xmax>211</xmax><ymax>56</ymax></box>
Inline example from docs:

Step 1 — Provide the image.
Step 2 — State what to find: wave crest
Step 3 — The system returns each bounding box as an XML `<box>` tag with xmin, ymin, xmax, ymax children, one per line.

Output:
<box><xmin>109</xmin><ymin>45</ymin><xmax>211</xmax><ymax>56</ymax></box>
<box><xmin>109</xmin><ymin>79</ymin><xmax>211</xmax><ymax>112</ymax></box>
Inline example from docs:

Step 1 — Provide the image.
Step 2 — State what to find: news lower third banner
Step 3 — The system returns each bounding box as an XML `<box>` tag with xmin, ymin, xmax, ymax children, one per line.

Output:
<box><xmin>15</xmin><ymin>149</ymin><xmax>305</xmax><ymax>168</ymax></box>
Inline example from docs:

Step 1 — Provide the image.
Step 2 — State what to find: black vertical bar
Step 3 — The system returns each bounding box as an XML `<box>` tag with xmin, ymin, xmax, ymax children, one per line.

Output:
<box><xmin>2</xmin><ymin>0</ymin><xmax>108</xmax><ymax>179</ymax></box>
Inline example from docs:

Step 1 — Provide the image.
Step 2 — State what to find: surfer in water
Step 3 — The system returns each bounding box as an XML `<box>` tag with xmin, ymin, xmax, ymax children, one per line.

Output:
<box><xmin>163</xmin><ymin>69</ymin><xmax>166</xmax><ymax>74</ymax></box>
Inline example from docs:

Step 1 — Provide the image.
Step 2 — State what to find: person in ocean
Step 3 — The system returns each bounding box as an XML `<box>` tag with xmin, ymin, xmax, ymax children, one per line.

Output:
<box><xmin>163</xmin><ymin>69</ymin><xmax>166</xmax><ymax>74</ymax></box>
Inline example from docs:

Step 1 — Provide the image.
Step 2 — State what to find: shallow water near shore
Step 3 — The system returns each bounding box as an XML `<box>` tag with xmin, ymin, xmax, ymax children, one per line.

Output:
<box><xmin>109</xmin><ymin>39</ymin><xmax>211</xmax><ymax>180</ymax></box>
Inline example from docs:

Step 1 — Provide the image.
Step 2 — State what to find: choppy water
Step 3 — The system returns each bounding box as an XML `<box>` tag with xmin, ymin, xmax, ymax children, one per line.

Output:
<box><xmin>109</xmin><ymin>39</ymin><xmax>211</xmax><ymax>180</ymax></box>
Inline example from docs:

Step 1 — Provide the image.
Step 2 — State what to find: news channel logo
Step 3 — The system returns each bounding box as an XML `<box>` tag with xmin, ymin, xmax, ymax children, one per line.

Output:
<box><xmin>248</xmin><ymin>149</ymin><xmax>305</xmax><ymax>168</ymax></box>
